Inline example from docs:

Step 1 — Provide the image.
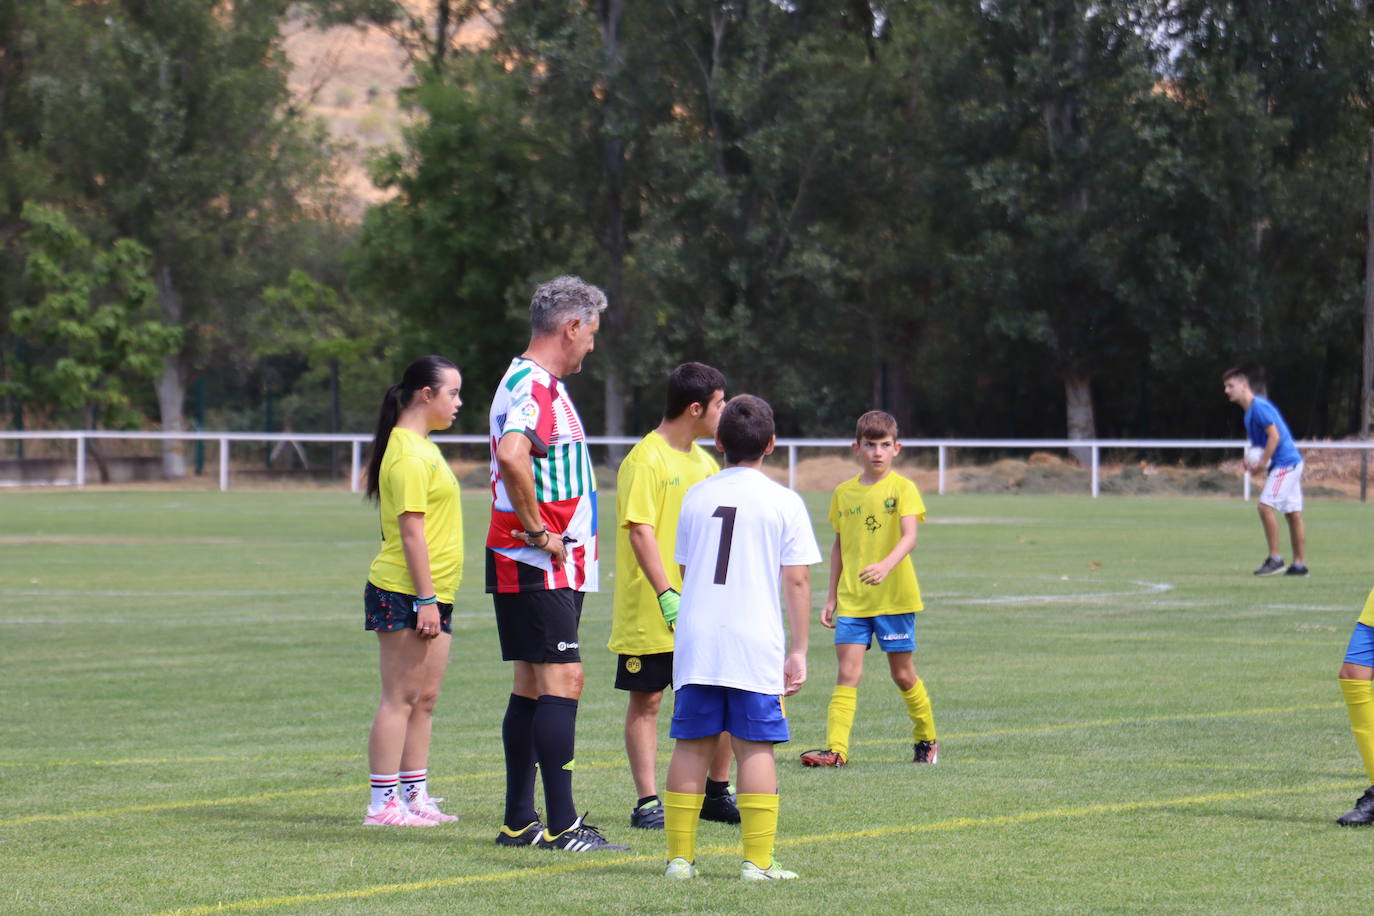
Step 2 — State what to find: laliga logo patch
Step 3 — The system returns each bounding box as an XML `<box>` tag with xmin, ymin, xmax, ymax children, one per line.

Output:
<box><xmin>557</xmin><ymin>641</ymin><xmax>579</xmax><ymax>652</ymax></box>
<box><xmin>519</xmin><ymin>401</ymin><xmax>539</xmax><ymax>422</ymax></box>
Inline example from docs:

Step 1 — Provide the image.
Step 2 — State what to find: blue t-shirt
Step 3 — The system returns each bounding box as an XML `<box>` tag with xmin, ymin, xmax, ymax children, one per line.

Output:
<box><xmin>1244</xmin><ymin>396</ymin><xmax>1301</xmax><ymax>469</ymax></box>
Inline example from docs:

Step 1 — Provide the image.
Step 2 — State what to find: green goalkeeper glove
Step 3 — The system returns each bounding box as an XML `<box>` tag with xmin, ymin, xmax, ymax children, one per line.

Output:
<box><xmin>657</xmin><ymin>588</ymin><xmax>681</xmax><ymax>627</ymax></box>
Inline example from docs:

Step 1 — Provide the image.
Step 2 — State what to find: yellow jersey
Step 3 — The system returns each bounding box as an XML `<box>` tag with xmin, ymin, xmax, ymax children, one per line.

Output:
<box><xmin>368</xmin><ymin>427</ymin><xmax>463</xmax><ymax>603</ymax></box>
<box><xmin>609</xmin><ymin>431</ymin><xmax>719</xmax><ymax>655</ymax></box>
<box><xmin>829</xmin><ymin>471</ymin><xmax>926</xmax><ymax>618</ymax></box>
<box><xmin>1360</xmin><ymin>588</ymin><xmax>1374</xmax><ymax>628</ymax></box>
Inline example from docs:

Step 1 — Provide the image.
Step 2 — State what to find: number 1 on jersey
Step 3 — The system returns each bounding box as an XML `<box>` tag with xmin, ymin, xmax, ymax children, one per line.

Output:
<box><xmin>711</xmin><ymin>506</ymin><xmax>737</xmax><ymax>585</ymax></box>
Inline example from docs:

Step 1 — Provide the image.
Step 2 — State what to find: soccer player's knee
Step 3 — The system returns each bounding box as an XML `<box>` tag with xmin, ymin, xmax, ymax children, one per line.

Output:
<box><xmin>632</xmin><ymin>691</ymin><xmax>663</xmax><ymax>716</ymax></box>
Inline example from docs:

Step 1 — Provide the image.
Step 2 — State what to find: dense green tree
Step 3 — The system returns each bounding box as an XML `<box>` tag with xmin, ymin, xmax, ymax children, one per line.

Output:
<box><xmin>6</xmin><ymin>204</ymin><xmax>180</xmax><ymax>438</ymax></box>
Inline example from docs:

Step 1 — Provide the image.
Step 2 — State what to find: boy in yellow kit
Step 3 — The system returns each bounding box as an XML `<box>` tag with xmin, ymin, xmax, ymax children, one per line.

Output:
<box><xmin>800</xmin><ymin>410</ymin><xmax>938</xmax><ymax>767</ymax></box>
<box><xmin>1336</xmin><ymin>588</ymin><xmax>1374</xmax><ymax>825</ymax></box>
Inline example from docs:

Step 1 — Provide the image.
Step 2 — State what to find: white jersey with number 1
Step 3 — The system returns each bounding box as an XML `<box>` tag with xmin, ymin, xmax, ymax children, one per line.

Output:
<box><xmin>673</xmin><ymin>466</ymin><xmax>821</xmax><ymax>695</ymax></box>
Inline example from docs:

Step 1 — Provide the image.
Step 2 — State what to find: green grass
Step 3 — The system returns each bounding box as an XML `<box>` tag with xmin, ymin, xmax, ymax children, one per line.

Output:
<box><xmin>2</xmin><ymin>489</ymin><xmax>1372</xmax><ymax>914</ymax></box>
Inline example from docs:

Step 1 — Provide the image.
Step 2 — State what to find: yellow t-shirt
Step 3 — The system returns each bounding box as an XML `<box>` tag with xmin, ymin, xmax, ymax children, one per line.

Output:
<box><xmin>829</xmin><ymin>471</ymin><xmax>926</xmax><ymax>618</ymax></box>
<box><xmin>1359</xmin><ymin>588</ymin><xmax>1374</xmax><ymax>628</ymax></box>
<box><xmin>609</xmin><ymin>431</ymin><xmax>719</xmax><ymax>655</ymax></box>
<box><xmin>368</xmin><ymin>427</ymin><xmax>463</xmax><ymax>603</ymax></box>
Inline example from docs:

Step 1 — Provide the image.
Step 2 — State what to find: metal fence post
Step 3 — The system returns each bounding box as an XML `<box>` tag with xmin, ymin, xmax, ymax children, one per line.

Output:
<box><xmin>1091</xmin><ymin>445</ymin><xmax>1100</xmax><ymax>497</ymax></box>
<box><xmin>351</xmin><ymin>440</ymin><xmax>361</xmax><ymax>493</ymax></box>
<box><xmin>75</xmin><ymin>434</ymin><xmax>86</xmax><ymax>487</ymax></box>
<box><xmin>938</xmin><ymin>445</ymin><xmax>946</xmax><ymax>495</ymax></box>
<box><xmin>788</xmin><ymin>443</ymin><xmax>797</xmax><ymax>490</ymax></box>
<box><xmin>1243</xmin><ymin>452</ymin><xmax>1251</xmax><ymax>502</ymax></box>
<box><xmin>219</xmin><ymin>438</ymin><xmax>229</xmax><ymax>492</ymax></box>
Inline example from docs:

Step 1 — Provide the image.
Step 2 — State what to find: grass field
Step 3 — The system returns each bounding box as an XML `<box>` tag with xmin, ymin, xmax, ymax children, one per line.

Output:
<box><xmin>2</xmin><ymin>488</ymin><xmax>1373</xmax><ymax>914</ymax></box>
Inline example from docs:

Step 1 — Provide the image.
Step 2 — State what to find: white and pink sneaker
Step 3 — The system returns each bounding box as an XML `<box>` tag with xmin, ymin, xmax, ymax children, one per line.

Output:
<box><xmin>407</xmin><ymin>793</ymin><xmax>459</xmax><ymax>823</ymax></box>
<box><xmin>364</xmin><ymin>796</ymin><xmax>433</xmax><ymax>826</ymax></box>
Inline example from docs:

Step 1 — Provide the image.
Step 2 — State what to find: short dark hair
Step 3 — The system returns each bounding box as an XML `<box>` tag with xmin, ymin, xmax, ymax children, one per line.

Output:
<box><xmin>1221</xmin><ymin>367</ymin><xmax>1249</xmax><ymax>384</ymax></box>
<box><xmin>856</xmin><ymin>410</ymin><xmax>898</xmax><ymax>442</ymax></box>
<box><xmin>718</xmin><ymin>394</ymin><xmax>774</xmax><ymax>464</ymax></box>
<box><xmin>665</xmin><ymin>362</ymin><xmax>726</xmax><ymax>420</ymax></box>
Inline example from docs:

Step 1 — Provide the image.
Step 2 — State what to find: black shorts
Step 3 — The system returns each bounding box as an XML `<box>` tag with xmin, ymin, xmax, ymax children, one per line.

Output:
<box><xmin>615</xmin><ymin>652</ymin><xmax>674</xmax><ymax>693</ymax></box>
<box><xmin>493</xmin><ymin>589</ymin><xmax>584</xmax><ymax>663</ymax></box>
<box><xmin>364</xmin><ymin>582</ymin><xmax>454</xmax><ymax>634</ymax></box>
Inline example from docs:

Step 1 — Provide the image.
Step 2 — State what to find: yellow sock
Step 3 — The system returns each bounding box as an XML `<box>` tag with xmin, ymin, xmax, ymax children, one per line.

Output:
<box><xmin>738</xmin><ymin>792</ymin><xmax>779</xmax><ymax>870</ymax></box>
<box><xmin>825</xmin><ymin>685</ymin><xmax>858</xmax><ymax>761</ymax></box>
<box><xmin>901</xmin><ymin>679</ymin><xmax>937</xmax><ymax>742</ymax></box>
<box><xmin>664</xmin><ymin>791</ymin><xmax>703</xmax><ymax>863</ymax></box>
<box><xmin>1340</xmin><ymin>679</ymin><xmax>1374</xmax><ymax>784</ymax></box>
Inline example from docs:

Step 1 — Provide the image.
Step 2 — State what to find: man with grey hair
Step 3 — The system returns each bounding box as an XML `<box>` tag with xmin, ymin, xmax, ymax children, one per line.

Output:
<box><xmin>487</xmin><ymin>275</ymin><xmax>627</xmax><ymax>852</ymax></box>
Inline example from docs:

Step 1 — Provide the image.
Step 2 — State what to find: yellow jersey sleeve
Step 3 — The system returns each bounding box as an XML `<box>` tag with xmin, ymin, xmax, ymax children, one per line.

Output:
<box><xmin>896</xmin><ymin>475</ymin><xmax>927</xmax><ymax>522</ymax></box>
<box><xmin>385</xmin><ymin>455</ymin><xmax>433</xmax><ymax>515</ymax></box>
<box><xmin>1359</xmin><ymin>587</ymin><xmax>1374</xmax><ymax>628</ymax></box>
<box><xmin>619</xmin><ymin>454</ymin><xmax>660</xmax><ymax>529</ymax></box>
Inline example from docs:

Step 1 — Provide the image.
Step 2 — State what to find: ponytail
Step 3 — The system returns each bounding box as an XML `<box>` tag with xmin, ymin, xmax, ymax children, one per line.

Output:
<box><xmin>364</xmin><ymin>355</ymin><xmax>459</xmax><ymax>503</ymax></box>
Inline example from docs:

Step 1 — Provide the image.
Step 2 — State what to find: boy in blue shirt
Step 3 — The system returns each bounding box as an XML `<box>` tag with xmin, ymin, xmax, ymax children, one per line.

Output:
<box><xmin>1222</xmin><ymin>368</ymin><xmax>1308</xmax><ymax>576</ymax></box>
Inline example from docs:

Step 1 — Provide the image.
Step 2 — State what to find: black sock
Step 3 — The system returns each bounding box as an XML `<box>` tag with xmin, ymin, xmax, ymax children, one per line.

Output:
<box><xmin>502</xmin><ymin>694</ymin><xmax>539</xmax><ymax>829</ymax></box>
<box><xmin>534</xmin><ymin>694</ymin><xmax>579</xmax><ymax>833</ymax></box>
<box><xmin>637</xmin><ymin>795</ymin><xmax>659</xmax><ymax>809</ymax></box>
<box><xmin>706</xmin><ymin>777</ymin><xmax>730</xmax><ymax>798</ymax></box>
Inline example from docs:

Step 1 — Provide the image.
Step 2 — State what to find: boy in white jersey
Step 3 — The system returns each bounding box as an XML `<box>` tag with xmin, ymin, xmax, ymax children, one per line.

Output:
<box><xmin>800</xmin><ymin>410</ymin><xmax>937</xmax><ymax>767</ymax></box>
<box><xmin>662</xmin><ymin>395</ymin><xmax>821</xmax><ymax>881</ymax></box>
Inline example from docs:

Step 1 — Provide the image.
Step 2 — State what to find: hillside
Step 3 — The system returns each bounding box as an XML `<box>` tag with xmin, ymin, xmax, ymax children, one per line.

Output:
<box><xmin>281</xmin><ymin>7</ymin><xmax>495</xmax><ymax>221</ymax></box>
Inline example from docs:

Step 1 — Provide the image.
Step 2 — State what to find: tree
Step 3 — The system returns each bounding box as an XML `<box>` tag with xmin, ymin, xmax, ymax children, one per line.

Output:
<box><xmin>5</xmin><ymin>204</ymin><xmax>180</xmax><ymax>454</ymax></box>
<box><xmin>21</xmin><ymin>0</ymin><xmax>343</xmax><ymax>474</ymax></box>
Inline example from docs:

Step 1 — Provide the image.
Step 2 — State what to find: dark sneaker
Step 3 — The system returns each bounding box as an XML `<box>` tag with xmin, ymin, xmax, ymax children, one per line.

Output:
<box><xmin>630</xmin><ymin>799</ymin><xmax>664</xmax><ymax>829</ymax></box>
<box><xmin>800</xmin><ymin>748</ymin><xmax>846</xmax><ymax>767</ymax></box>
<box><xmin>913</xmin><ymin>740</ymin><xmax>940</xmax><ymax>764</ymax></box>
<box><xmin>537</xmin><ymin>813</ymin><xmax>630</xmax><ymax>851</ymax></box>
<box><xmin>1284</xmin><ymin>563</ymin><xmax>1310</xmax><ymax>577</ymax></box>
<box><xmin>1336</xmin><ymin>786</ymin><xmax>1374</xmax><ymax>826</ymax></box>
<box><xmin>700</xmin><ymin>790</ymin><xmax>741</xmax><ymax>824</ymax></box>
<box><xmin>495</xmin><ymin>820</ymin><xmax>543</xmax><ymax>846</ymax></box>
<box><xmin>1253</xmin><ymin>556</ymin><xmax>1286</xmax><ymax>576</ymax></box>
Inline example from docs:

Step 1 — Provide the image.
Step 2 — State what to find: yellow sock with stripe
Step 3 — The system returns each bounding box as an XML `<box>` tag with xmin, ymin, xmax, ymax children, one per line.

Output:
<box><xmin>901</xmin><ymin>679</ymin><xmax>937</xmax><ymax>742</ymax></box>
<box><xmin>1340</xmin><ymin>678</ymin><xmax>1374</xmax><ymax>783</ymax></box>
<box><xmin>664</xmin><ymin>791</ymin><xmax>703</xmax><ymax>863</ymax></box>
<box><xmin>738</xmin><ymin>792</ymin><xmax>780</xmax><ymax>870</ymax></box>
<box><xmin>825</xmin><ymin>685</ymin><xmax>858</xmax><ymax>761</ymax></box>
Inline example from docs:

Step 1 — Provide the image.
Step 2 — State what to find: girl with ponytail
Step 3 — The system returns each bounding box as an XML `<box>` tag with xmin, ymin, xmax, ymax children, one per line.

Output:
<box><xmin>361</xmin><ymin>355</ymin><xmax>465</xmax><ymax>826</ymax></box>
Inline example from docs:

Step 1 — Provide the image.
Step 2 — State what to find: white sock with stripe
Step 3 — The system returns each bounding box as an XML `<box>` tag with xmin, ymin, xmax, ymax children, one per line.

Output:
<box><xmin>370</xmin><ymin>773</ymin><xmax>399</xmax><ymax>809</ymax></box>
<box><xmin>399</xmin><ymin>769</ymin><xmax>427</xmax><ymax>804</ymax></box>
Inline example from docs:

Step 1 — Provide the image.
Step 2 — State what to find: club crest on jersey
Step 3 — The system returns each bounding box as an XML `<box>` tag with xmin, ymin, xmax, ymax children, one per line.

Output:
<box><xmin>884</xmin><ymin>496</ymin><xmax>897</xmax><ymax>514</ymax></box>
<box><xmin>625</xmin><ymin>656</ymin><xmax>642</xmax><ymax>674</ymax></box>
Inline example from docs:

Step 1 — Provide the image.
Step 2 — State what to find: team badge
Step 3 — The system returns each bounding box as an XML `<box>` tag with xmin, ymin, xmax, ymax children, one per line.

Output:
<box><xmin>864</xmin><ymin>515</ymin><xmax>881</xmax><ymax>533</ymax></box>
<box><xmin>884</xmin><ymin>496</ymin><xmax>897</xmax><ymax>514</ymax></box>
<box><xmin>625</xmin><ymin>656</ymin><xmax>642</xmax><ymax>674</ymax></box>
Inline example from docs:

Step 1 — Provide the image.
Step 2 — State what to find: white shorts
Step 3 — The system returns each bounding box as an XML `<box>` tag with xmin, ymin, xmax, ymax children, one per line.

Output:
<box><xmin>1259</xmin><ymin>462</ymin><xmax>1303</xmax><ymax>514</ymax></box>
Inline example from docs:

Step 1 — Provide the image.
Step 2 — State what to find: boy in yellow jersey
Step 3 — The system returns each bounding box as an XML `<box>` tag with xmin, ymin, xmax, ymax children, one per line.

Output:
<box><xmin>609</xmin><ymin>362</ymin><xmax>739</xmax><ymax>829</ymax></box>
<box><xmin>1336</xmin><ymin>589</ymin><xmax>1374</xmax><ymax>825</ymax></box>
<box><xmin>800</xmin><ymin>410</ymin><xmax>937</xmax><ymax>767</ymax></box>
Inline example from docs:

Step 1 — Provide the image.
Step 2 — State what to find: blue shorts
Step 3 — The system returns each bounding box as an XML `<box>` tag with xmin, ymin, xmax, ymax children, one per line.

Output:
<box><xmin>835</xmin><ymin>613</ymin><xmax>916</xmax><ymax>652</ymax></box>
<box><xmin>1344</xmin><ymin>622</ymin><xmax>1374</xmax><ymax>667</ymax></box>
<box><xmin>670</xmin><ymin>684</ymin><xmax>790</xmax><ymax>743</ymax></box>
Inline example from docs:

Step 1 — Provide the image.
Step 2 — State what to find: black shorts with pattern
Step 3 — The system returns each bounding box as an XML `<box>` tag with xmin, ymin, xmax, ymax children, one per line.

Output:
<box><xmin>364</xmin><ymin>581</ymin><xmax>453</xmax><ymax>634</ymax></box>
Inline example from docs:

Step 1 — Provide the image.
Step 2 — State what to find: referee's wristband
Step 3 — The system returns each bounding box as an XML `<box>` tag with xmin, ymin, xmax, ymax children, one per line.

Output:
<box><xmin>414</xmin><ymin>595</ymin><xmax>438</xmax><ymax>606</ymax></box>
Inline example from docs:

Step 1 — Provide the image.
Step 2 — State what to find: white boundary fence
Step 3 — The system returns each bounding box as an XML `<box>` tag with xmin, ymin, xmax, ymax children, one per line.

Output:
<box><xmin>1</xmin><ymin>430</ymin><xmax>1371</xmax><ymax>498</ymax></box>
